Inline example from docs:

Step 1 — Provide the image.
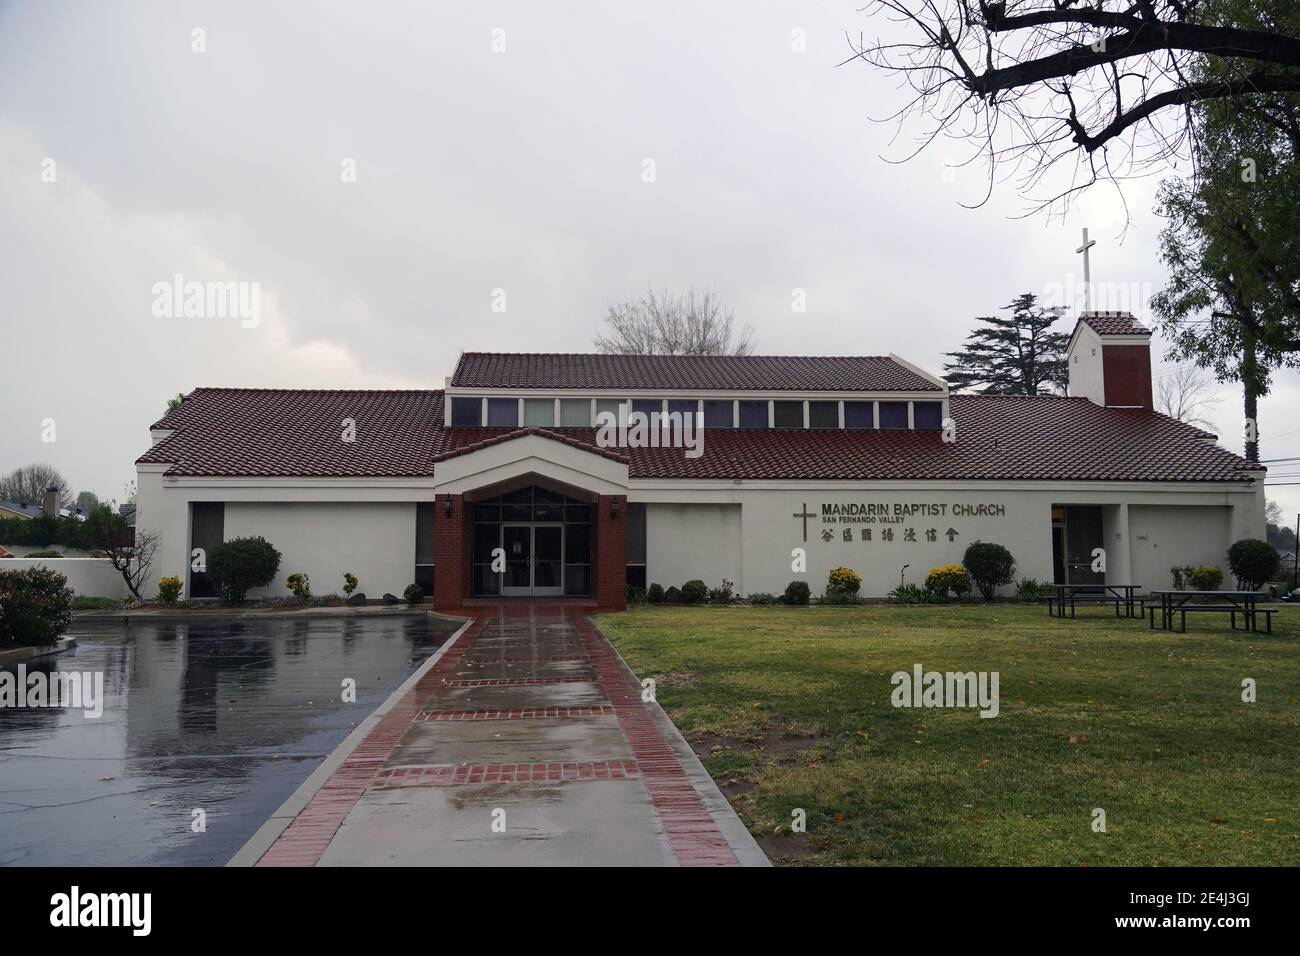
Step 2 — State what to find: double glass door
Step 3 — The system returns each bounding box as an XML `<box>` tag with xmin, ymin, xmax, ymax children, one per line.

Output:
<box><xmin>501</xmin><ymin>523</ymin><xmax>564</xmax><ymax>596</ymax></box>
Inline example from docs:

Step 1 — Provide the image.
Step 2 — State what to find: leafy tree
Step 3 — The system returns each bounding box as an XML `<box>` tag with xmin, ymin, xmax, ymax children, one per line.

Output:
<box><xmin>166</xmin><ymin>392</ymin><xmax>186</xmax><ymax>413</ymax></box>
<box><xmin>943</xmin><ymin>293</ymin><xmax>1069</xmax><ymax>394</ymax></box>
<box><xmin>1227</xmin><ymin>538</ymin><xmax>1281</xmax><ymax>589</ymax></box>
<box><xmin>74</xmin><ymin>491</ymin><xmax>100</xmax><ymax>516</ymax></box>
<box><xmin>595</xmin><ymin>286</ymin><xmax>754</xmax><ymax>355</ymax></box>
<box><xmin>1152</xmin><ymin>78</ymin><xmax>1300</xmax><ymax>462</ymax></box>
<box><xmin>1266</xmin><ymin>500</ymin><xmax>1297</xmax><ymax>552</ymax></box>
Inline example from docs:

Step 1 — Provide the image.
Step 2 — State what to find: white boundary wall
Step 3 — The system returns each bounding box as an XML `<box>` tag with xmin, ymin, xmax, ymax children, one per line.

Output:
<box><xmin>0</xmin><ymin>558</ymin><xmax>129</xmax><ymax>598</ymax></box>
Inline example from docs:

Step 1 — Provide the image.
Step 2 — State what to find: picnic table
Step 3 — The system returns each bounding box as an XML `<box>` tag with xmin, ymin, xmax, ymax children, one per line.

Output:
<box><xmin>1148</xmin><ymin>590</ymin><xmax>1270</xmax><ymax>633</ymax></box>
<box><xmin>1049</xmin><ymin>583</ymin><xmax>1142</xmax><ymax>619</ymax></box>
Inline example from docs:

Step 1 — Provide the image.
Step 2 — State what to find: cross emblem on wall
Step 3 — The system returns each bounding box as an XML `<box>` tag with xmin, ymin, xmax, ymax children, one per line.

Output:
<box><xmin>792</xmin><ymin>503</ymin><xmax>816</xmax><ymax>542</ymax></box>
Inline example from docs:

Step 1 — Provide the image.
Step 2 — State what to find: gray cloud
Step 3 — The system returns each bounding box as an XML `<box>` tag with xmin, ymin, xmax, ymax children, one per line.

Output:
<box><xmin>1</xmin><ymin>0</ymin><xmax>1296</xmax><ymax>517</ymax></box>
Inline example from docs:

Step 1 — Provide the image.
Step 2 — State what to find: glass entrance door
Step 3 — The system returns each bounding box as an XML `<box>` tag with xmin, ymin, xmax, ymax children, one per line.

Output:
<box><xmin>500</xmin><ymin>523</ymin><xmax>565</xmax><ymax>596</ymax></box>
<box><xmin>532</xmin><ymin>524</ymin><xmax>563</xmax><ymax>596</ymax></box>
<box><xmin>502</xmin><ymin>524</ymin><xmax>532</xmax><ymax>595</ymax></box>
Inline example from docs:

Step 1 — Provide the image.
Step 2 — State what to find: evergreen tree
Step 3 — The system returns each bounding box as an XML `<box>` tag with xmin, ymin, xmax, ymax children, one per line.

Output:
<box><xmin>943</xmin><ymin>294</ymin><xmax>1070</xmax><ymax>394</ymax></box>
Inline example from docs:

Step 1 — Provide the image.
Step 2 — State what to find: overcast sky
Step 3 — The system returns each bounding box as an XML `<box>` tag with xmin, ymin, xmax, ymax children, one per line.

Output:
<box><xmin>1</xmin><ymin>1</ymin><xmax>1297</xmax><ymax>522</ymax></box>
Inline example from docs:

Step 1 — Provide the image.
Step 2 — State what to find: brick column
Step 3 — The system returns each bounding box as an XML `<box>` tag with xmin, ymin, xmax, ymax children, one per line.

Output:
<box><xmin>594</xmin><ymin>494</ymin><xmax>627</xmax><ymax>612</ymax></box>
<box><xmin>433</xmin><ymin>494</ymin><xmax>467</xmax><ymax>613</ymax></box>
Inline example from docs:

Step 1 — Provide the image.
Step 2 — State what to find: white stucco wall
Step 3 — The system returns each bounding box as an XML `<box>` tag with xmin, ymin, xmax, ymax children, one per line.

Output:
<box><xmin>732</xmin><ymin>488</ymin><xmax>1056</xmax><ymax>597</ymax></box>
<box><xmin>644</xmin><ymin>503</ymin><xmax>742</xmax><ymax>591</ymax></box>
<box><xmin>1129</xmin><ymin>504</ymin><xmax>1233</xmax><ymax>591</ymax></box>
<box><xmin>633</xmin><ymin>480</ymin><xmax>1263</xmax><ymax>598</ymax></box>
<box><xmin>134</xmin><ymin>467</ymin><xmax>438</xmax><ymax>598</ymax></box>
<box><xmin>137</xmin><ymin>460</ymin><xmax>1265</xmax><ymax>601</ymax></box>
<box><xmin>221</xmin><ymin>502</ymin><xmax>418</xmax><ymax>600</ymax></box>
<box><xmin>1067</xmin><ymin>322</ymin><xmax>1106</xmax><ymax>404</ymax></box>
<box><xmin>0</xmin><ymin>558</ymin><xmax>129</xmax><ymax>598</ymax></box>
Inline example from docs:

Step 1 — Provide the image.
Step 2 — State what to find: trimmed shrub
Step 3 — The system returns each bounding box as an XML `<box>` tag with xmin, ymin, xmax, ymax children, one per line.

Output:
<box><xmin>24</xmin><ymin>549</ymin><xmax>64</xmax><ymax>559</ymax></box>
<box><xmin>963</xmin><ymin>541</ymin><xmax>1016</xmax><ymax>600</ymax></box>
<box><xmin>0</xmin><ymin>567</ymin><xmax>74</xmax><ymax>647</ymax></box>
<box><xmin>403</xmin><ymin>583</ymin><xmax>425</xmax><ymax>605</ymax></box>
<box><xmin>627</xmin><ymin>585</ymin><xmax>647</xmax><ymax>604</ymax></box>
<box><xmin>342</xmin><ymin>572</ymin><xmax>358</xmax><ymax>597</ymax></box>
<box><xmin>286</xmin><ymin>572</ymin><xmax>312</xmax><ymax>601</ymax></box>
<box><xmin>157</xmin><ymin>575</ymin><xmax>183</xmax><ymax>605</ymax></box>
<box><xmin>826</xmin><ymin>567</ymin><xmax>862</xmax><ymax>596</ymax></box>
<box><xmin>663</xmin><ymin>586</ymin><xmax>682</xmax><ymax>604</ymax></box>
<box><xmin>1185</xmin><ymin>565</ymin><xmax>1225</xmax><ymax>591</ymax></box>
<box><xmin>925</xmin><ymin>563</ymin><xmax>972</xmax><ymax>598</ymax></box>
<box><xmin>747</xmin><ymin>592</ymin><xmax>778</xmax><ymax>605</ymax></box>
<box><xmin>681</xmin><ymin>579</ymin><xmax>708</xmax><ymax>604</ymax></box>
<box><xmin>207</xmin><ymin>536</ymin><xmax>281</xmax><ymax>604</ymax></box>
<box><xmin>782</xmin><ymin>580</ymin><xmax>811</xmax><ymax>606</ymax></box>
<box><xmin>1227</xmin><ymin>539</ymin><xmax>1280</xmax><ymax>591</ymax></box>
<box><xmin>646</xmin><ymin>583</ymin><xmax>665</xmax><ymax>604</ymax></box>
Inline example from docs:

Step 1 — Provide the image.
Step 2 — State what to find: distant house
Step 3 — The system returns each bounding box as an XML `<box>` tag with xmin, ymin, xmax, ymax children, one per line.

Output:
<box><xmin>0</xmin><ymin>501</ymin><xmax>46</xmax><ymax>520</ymax></box>
<box><xmin>0</xmin><ymin>488</ymin><xmax>86</xmax><ymax>522</ymax></box>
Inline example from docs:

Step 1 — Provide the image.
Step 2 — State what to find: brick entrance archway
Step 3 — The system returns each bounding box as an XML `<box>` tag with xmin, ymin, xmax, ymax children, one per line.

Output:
<box><xmin>426</xmin><ymin>427</ymin><xmax>631</xmax><ymax>615</ymax></box>
<box><xmin>432</xmin><ymin>492</ymin><xmax>626</xmax><ymax>614</ymax></box>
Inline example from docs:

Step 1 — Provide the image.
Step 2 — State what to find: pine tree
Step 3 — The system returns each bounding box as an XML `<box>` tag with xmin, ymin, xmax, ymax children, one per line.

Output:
<box><xmin>943</xmin><ymin>294</ymin><xmax>1070</xmax><ymax>394</ymax></box>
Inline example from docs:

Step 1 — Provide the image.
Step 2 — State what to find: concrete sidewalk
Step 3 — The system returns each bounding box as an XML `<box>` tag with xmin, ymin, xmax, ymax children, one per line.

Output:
<box><xmin>233</xmin><ymin>613</ymin><xmax>767</xmax><ymax>867</ymax></box>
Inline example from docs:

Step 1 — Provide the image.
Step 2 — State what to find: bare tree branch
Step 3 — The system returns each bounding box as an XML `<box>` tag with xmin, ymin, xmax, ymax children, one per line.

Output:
<box><xmin>594</xmin><ymin>286</ymin><xmax>755</xmax><ymax>355</ymax></box>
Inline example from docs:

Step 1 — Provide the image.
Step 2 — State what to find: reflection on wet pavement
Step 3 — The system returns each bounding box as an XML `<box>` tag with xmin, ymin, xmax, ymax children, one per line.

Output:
<box><xmin>0</xmin><ymin>614</ymin><xmax>460</xmax><ymax>866</ymax></box>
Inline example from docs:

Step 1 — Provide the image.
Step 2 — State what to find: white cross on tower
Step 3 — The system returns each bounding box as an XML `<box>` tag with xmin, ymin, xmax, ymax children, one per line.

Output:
<box><xmin>1076</xmin><ymin>227</ymin><xmax>1097</xmax><ymax>312</ymax></box>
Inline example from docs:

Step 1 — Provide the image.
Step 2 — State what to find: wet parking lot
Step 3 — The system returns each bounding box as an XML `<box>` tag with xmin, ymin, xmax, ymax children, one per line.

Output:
<box><xmin>0</xmin><ymin>614</ymin><xmax>461</xmax><ymax>866</ymax></box>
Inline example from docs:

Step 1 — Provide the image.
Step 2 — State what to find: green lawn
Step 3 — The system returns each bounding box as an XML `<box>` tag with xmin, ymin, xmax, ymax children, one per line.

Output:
<box><xmin>593</xmin><ymin>604</ymin><xmax>1299</xmax><ymax>866</ymax></box>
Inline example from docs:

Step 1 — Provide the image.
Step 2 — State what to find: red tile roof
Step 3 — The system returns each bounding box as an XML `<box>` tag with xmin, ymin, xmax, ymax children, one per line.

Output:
<box><xmin>138</xmin><ymin>389</ymin><xmax>1257</xmax><ymax>484</ymax></box>
<box><xmin>430</xmin><ymin>427</ymin><xmax>629</xmax><ymax>464</ymax></box>
<box><xmin>450</xmin><ymin>352</ymin><xmax>943</xmax><ymax>392</ymax></box>
<box><xmin>143</xmin><ymin>389</ymin><xmax>448</xmax><ymax>478</ymax></box>
<box><xmin>1079</xmin><ymin>312</ymin><xmax>1151</xmax><ymax>336</ymax></box>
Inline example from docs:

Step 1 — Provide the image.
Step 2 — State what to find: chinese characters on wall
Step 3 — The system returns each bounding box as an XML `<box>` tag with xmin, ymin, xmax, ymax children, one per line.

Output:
<box><xmin>792</xmin><ymin>501</ymin><xmax>1008</xmax><ymax>545</ymax></box>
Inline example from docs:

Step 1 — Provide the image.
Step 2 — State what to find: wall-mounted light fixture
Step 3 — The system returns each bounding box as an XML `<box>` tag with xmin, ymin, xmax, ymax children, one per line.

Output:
<box><xmin>610</xmin><ymin>498</ymin><xmax>620</xmax><ymax>520</ymax></box>
<box><xmin>444</xmin><ymin>495</ymin><xmax>453</xmax><ymax>519</ymax></box>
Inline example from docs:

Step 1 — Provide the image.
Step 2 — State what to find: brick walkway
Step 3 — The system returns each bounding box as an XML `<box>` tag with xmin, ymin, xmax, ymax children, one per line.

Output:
<box><xmin>250</xmin><ymin>613</ymin><xmax>757</xmax><ymax>867</ymax></box>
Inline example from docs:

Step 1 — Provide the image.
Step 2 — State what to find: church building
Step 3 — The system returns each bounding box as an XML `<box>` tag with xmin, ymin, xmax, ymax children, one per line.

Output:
<box><xmin>134</xmin><ymin>313</ymin><xmax>1265</xmax><ymax>612</ymax></box>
